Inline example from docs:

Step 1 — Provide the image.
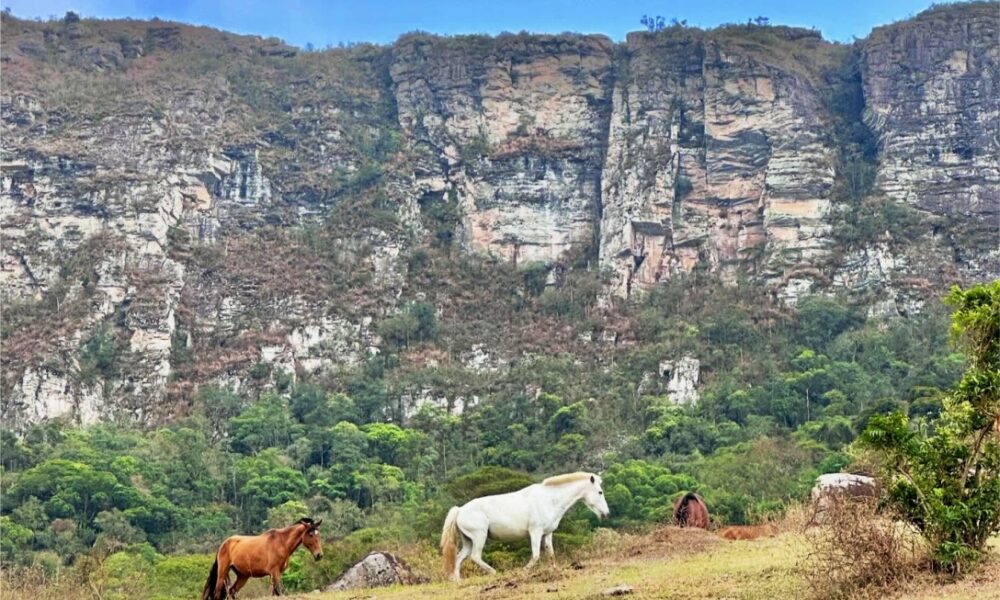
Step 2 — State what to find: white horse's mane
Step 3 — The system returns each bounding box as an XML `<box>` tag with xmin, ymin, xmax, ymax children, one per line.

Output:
<box><xmin>541</xmin><ymin>472</ymin><xmax>594</xmax><ymax>486</ymax></box>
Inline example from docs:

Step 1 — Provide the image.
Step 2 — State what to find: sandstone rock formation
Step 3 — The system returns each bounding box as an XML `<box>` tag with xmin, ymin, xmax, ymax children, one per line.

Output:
<box><xmin>855</xmin><ymin>3</ymin><xmax>1000</xmax><ymax>310</ymax></box>
<box><xmin>659</xmin><ymin>357</ymin><xmax>700</xmax><ymax>405</ymax></box>
<box><xmin>864</xmin><ymin>5</ymin><xmax>998</xmax><ymax>225</ymax></box>
<box><xmin>601</xmin><ymin>27</ymin><xmax>838</xmax><ymax>298</ymax></box>
<box><xmin>1</xmin><ymin>4</ymin><xmax>996</xmax><ymax>425</ymax></box>
<box><xmin>390</xmin><ymin>33</ymin><xmax>614</xmax><ymax>264</ymax></box>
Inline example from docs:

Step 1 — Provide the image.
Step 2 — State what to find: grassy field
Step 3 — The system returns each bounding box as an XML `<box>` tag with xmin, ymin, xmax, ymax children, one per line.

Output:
<box><xmin>2</xmin><ymin>523</ymin><xmax>996</xmax><ymax>599</ymax></box>
<box><xmin>284</xmin><ymin>527</ymin><xmax>1000</xmax><ymax>600</ymax></box>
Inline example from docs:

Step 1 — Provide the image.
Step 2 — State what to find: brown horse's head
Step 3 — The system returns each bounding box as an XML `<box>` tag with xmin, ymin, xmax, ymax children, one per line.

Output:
<box><xmin>298</xmin><ymin>518</ymin><xmax>323</xmax><ymax>561</ymax></box>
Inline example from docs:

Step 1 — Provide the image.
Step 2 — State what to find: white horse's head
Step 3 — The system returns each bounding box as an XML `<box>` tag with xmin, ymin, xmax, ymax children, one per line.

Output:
<box><xmin>581</xmin><ymin>473</ymin><xmax>610</xmax><ymax>519</ymax></box>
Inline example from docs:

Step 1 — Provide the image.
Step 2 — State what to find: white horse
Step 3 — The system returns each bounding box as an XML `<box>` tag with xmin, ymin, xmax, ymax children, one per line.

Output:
<box><xmin>440</xmin><ymin>471</ymin><xmax>610</xmax><ymax>580</ymax></box>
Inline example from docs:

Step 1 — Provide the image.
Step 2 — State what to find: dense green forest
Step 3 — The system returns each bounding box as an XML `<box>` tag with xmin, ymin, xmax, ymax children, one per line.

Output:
<box><xmin>0</xmin><ymin>259</ymin><xmax>967</xmax><ymax>595</ymax></box>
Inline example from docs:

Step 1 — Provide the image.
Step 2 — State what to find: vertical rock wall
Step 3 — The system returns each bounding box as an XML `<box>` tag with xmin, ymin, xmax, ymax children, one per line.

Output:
<box><xmin>600</xmin><ymin>28</ymin><xmax>838</xmax><ymax>298</ymax></box>
<box><xmin>390</xmin><ymin>33</ymin><xmax>614</xmax><ymax>264</ymax></box>
<box><xmin>1</xmin><ymin>4</ymin><xmax>997</xmax><ymax>426</ymax></box>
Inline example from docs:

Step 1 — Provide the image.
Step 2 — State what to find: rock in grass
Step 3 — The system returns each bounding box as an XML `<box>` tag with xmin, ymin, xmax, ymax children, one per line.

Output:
<box><xmin>325</xmin><ymin>551</ymin><xmax>425</xmax><ymax>591</ymax></box>
<box><xmin>602</xmin><ymin>584</ymin><xmax>634</xmax><ymax>596</ymax></box>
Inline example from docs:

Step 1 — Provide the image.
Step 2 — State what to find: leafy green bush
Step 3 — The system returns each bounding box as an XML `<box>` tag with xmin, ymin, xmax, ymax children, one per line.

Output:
<box><xmin>408</xmin><ymin>248</ymin><xmax>430</xmax><ymax>273</ymax></box>
<box><xmin>228</xmin><ymin>395</ymin><xmax>301</xmax><ymax>454</ymax></box>
<box><xmin>520</xmin><ymin>262</ymin><xmax>550</xmax><ymax>296</ymax></box>
<box><xmin>795</xmin><ymin>296</ymin><xmax>860</xmax><ymax>351</ymax></box>
<box><xmin>861</xmin><ymin>282</ymin><xmax>1000</xmax><ymax>573</ymax></box>
<box><xmin>97</xmin><ymin>548</ymin><xmax>158</xmax><ymax>600</ymax></box>
<box><xmin>0</xmin><ymin>516</ymin><xmax>33</xmax><ymax>564</ymax></box>
<box><xmin>148</xmin><ymin>554</ymin><xmax>213</xmax><ymax>600</ymax></box>
<box><xmin>266</xmin><ymin>500</ymin><xmax>309</xmax><ymax>528</ymax></box>
<box><xmin>377</xmin><ymin>301</ymin><xmax>439</xmax><ymax>350</ymax></box>
<box><xmin>444</xmin><ymin>466</ymin><xmax>535</xmax><ymax>505</ymax></box>
<box><xmin>601</xmin><ymin>460</ymin><xmax>698</xmax><ymax>527</ymax></box>
<box><xmin>79</xmin><ymin>326</ymin><xmax>123</xmax><ymax>383</ymax></box>
<box><xmin>418</xmin><ymin>190</ymin><xmax>461</xmax><ymax>248</ymax></box>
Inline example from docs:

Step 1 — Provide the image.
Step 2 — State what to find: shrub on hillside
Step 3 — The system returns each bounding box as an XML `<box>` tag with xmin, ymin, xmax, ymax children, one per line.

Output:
<box><xmin>804</xmin><ymin>498</ymin><xmax>922</xmax><ymax>599</ymax></box>
<box><xmin>861</xmin><ymin>282</ymin><xmax>1000</xmax><ymax>573</ymax></box>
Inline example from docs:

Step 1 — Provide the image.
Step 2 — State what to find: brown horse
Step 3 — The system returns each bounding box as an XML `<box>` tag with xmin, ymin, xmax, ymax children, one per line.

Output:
<box><xmin>719</xmin><ymin>524</ymin><xmax>779</xmax><ymax>540</ymax></box>
<box><xmin>673</xmin><ymin>492</ymin><xmax>709</xmax><ymax>529</ymax></box>
<box><xmin>202</xmin><ymin>517</ymin><xmax>323</xmax><ymax>599</ymax></box>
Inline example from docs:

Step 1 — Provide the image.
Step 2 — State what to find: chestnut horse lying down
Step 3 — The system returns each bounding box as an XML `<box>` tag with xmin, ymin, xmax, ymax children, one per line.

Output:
<box><xmin>719</xmin><ymin>524</ymin><xmax>779</xmax><ymax>541</ymax></box>
<box><xmin>673</xmin><ymin>492</ymin><xmax>709</xmax><ymax>529</ymax></box>
<box><xmin>202</xmin><ymin>517</ymin><xmax>323</xmax><ymax>599</ymax></box>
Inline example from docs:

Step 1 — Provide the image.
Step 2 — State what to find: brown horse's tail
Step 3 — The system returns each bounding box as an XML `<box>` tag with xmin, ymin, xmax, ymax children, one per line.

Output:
<box><xmin>675</xmin><ymin>492</ymin><xmax>694</xmax><ymax>524</ymax></box>
<box><xmin>441</xmin><ymin>506</ymin><xmax>461</xmax><ymax>577</ymax></box>
<box><xmin>202</xmin><ymin>556</ymin><xmax>226</xmax><ymax>600</ymax></box>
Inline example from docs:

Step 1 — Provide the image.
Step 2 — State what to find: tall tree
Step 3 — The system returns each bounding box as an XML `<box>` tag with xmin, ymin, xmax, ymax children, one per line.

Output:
<box><xmin>862</xmin><ymin>282</ymin><xmax>1000</xmax><ymax>573</ymax></box>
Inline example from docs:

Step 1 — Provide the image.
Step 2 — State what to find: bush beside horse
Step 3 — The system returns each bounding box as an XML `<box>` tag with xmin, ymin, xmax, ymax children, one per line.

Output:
<box><xmin>202</xmin><ymin>517</ymin><xmax>323</xmax><ymax>599</ymax></box>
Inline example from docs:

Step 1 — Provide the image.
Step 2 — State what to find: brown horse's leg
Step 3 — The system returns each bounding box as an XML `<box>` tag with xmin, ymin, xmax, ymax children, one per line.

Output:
<box><xmin>215</xmin><ymin>543</ymin><xmax>232</xmax><ymax>599</ymax></box>
<box><xmin>270</xmin><ymin>571</ymin><xmax>283</xmax><ymax>596</ymax></box>
<box><xmin>229</xmin><ymin>571</ymin><xmax>250</xmax><ymax>599</ymax></box>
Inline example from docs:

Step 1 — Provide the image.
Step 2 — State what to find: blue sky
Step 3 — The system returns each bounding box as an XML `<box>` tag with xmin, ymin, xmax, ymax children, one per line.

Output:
<box><xmin>2</xmin><ymin>0</ymin><xmax>949</xmax><ymax>47</ymax></box>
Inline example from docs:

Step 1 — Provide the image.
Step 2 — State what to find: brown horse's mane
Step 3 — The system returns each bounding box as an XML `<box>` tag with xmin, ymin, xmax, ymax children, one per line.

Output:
<box><xmin>264</xmin><ymin>518</ymin><xmax>317</xmax><ymax>538</ymax></box>
<box><xmin>674</xmin><ymin>492</ymin><xmax>710</xmax><ymax>529</ymax></box>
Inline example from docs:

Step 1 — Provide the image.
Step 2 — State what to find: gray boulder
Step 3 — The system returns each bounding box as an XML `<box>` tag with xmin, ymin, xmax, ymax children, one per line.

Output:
<box><xmin>325</xmin><ymin>551</ymin><xmax>424</xmax><ymax>591</ymax></box>
<box><xmin>808</xmin><ymin>473</ymin><xmax>878</xmax><ymax>524</ymax></box>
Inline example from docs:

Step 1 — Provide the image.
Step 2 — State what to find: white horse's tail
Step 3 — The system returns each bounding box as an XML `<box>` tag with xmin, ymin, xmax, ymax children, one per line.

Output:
<box><xmin>441</xmin><ymin>506</ymin><xmax>461</xmax><ymax>575</ymax></box>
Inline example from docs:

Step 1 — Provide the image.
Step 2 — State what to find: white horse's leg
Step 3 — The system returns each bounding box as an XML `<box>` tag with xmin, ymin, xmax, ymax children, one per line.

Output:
<box><xmin>453</xmin><ymin>534</ymin><xmax>472</xmax><ymax>581</ymax></box>
<box><xmin>458</xmin><ymin>509</ymin><xmax>496</xmax><ymax>576</ymax></box>
<box><xmin>526</xmin><ymin>529</ymin><xmax>542</xmax><ymax>568</ymax></box>
<box><xmin>468</xmin><ymin>529</ymin><xmax>495</xmax><ymax>575</ymax></box>
<box><xmin>543</xmin><ymin>533</ymin><xmax>554</xmax><ymax>559</ymax></box>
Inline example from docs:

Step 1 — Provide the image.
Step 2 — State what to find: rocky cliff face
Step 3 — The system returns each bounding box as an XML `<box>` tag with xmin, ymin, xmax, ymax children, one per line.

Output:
<box><xmin>1</xmin><ymin>18</ymin><xmax>399</xmax><ymax>426</ymax></box>
<box><xmin>861</xmin><ymin>3</ymin><xmax>999</xmax><ymax>285</ymax></box>
<box><xmin>1</xmin><ymin>4</ymin><xmax>997</xmax><ymax>426</ymax></box>
<box><xmin>390</xmin><ymin>33</ymin><xmax>613</xmax><ymax>264</ymax></box>
<box><xmin>600</xmin><ymin>27</ymin><xmax>839</xmax><ymax>298</ymax></box>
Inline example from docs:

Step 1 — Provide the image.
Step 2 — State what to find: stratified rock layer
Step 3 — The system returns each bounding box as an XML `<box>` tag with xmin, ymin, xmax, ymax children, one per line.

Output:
<box><xmin>1</xmin><ymin>4</ymin><xmax>997</xmax><ymax>425</ymax></box>
<box><xmin>390</xmin><ymin>33</ymin><xmax>614</xmax><ymax>264</ymax></box>
<box><xmin>862</xmin><ymin>3</ymin><xmax>999</xmax><ymax>281</ymax></box>
<box><xmin>600</xmin><ymin>28</ymin><xmax>838</xmax><ymax>297</ymax></box>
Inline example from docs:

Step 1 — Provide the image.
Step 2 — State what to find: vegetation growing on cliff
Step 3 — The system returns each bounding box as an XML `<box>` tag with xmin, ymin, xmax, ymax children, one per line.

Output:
<box><xmin>0</xmin><ymin>276</ymin><xmax>971</xmax><ymax>595</ymax></box>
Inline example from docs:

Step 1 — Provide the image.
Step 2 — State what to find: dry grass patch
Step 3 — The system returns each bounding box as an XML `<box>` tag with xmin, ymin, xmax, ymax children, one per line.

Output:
<box><xmin>300</xmin><ymin>526</ymin><xmax>806</xmax><ymax>600</ymax></box>
<box><xmin>803</xmin><ymin>498</ymin><xmax>926</xmax><ymax>600</ymax></box>
<box><xmin>6</xmin><ymin>525</ymin><xmax>993</xmax><ymax>600</ymax></box>
<box><xmin>616</xmin><ymin>524</ymin><xmax>722</xmax><ymax>559</ymax></box>
<box><xmin>901</xmin><ymin>551</ymin><xmax>1000</xmax><ymax>600</ymax></box>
